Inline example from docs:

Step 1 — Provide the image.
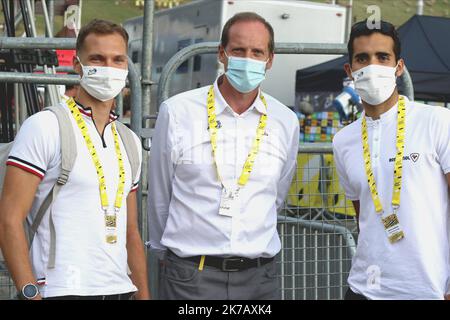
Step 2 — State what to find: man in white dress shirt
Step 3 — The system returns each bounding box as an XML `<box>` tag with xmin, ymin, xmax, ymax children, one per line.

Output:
<box><xmin>333</xmin><ymin>20</ymin><xmax>450</xmax><ymax>300</ymax></box>
<box><xmin>147</xmin><ymin>12</ymin><xmax>299</xmax><ymax>300</ymax></box>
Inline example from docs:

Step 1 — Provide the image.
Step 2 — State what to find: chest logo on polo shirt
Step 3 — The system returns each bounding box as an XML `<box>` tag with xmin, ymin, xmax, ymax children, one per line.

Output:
<box><xmin>409</xmin><ymin>153</ymin><xmax>420</xmax><ymax>162</ymax></box>
<box><xmin>410</xmin><ymin>153</ymin><xmax>420</xmax><ymax>162</ymax></box>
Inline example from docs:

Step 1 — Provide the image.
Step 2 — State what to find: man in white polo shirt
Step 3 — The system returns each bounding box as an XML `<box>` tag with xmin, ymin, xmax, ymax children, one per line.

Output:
<box><xmin>333</xmin><ymin>20</ymin><xmax>450</xmax><ymax>300</ymax></box>
<box><xmin>147</xmin><ymin>12</ymin><xmax>299</xmax><ymax>300</ymax></box>
<box><xmin>0</xmin><ymin>20</ymin><xmax>150</xmax><ymax>300</ymax></box>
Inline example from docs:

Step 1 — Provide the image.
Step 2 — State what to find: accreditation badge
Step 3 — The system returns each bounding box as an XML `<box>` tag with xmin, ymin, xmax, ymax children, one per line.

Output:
<box><xmin>218</xmin><ymin>188</ymin><xmax>240</xmax><ymax>217</ymax></box>
<box><xmin>381</xmin><ymin>212</ymin><xmax>405</xmax><ymax>244</ymax></box>
<box><xmin>105</xmin><ymin>213</ymin><xmax>118</xmax><ymax>244</ymax></box>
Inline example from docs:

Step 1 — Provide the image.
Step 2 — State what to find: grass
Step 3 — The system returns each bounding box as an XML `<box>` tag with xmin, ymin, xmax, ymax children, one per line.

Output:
<box><xmin>81</xmin><ymin>0</ymin><xmax>143</xmax><ymax>25</ymax></box>
<box><xmin>1</xmin><ymin>0</ymin><xmax>143</xmax><ymax>36</ymax></box>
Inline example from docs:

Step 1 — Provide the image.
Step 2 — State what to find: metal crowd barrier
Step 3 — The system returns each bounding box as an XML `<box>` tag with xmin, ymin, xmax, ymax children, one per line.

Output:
<box><xmin>276</xmin><ymin>144</ymin><xmax>357</xmax><ymax>300</ymax></box>
<box><xmin>277</xmin><ymin>216</ymin><xmax>356</xmax><ymax>300</ymax></box>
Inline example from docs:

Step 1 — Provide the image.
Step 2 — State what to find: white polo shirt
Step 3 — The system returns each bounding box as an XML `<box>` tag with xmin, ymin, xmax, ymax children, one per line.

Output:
<box><xmin>148</xmin><ymin>79</ymin><xmax>299</xmax><ymax>259</ymax></box>
<box><xmin>333</xmin><ymin>97</ymin><xmax>450</xmax><ymax>300</ymax></box>
<box><xmin>7</xmin><ymin>101</ymin><xmax>141</xmax><ymax>298</ymax></box>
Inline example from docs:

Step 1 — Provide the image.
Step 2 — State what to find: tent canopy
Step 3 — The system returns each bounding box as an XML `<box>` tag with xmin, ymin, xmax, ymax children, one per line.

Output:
<box><xmin>296</xmin><ymin>15</ymin><xmax>450</xmax><ymax>102</ymax></box>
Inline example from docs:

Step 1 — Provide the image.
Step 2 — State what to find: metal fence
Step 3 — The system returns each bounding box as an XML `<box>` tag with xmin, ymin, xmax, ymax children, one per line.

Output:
<box><xmin>276</xmin><ymin>145</ymin><xmax>357</xmax><ymax>300</ymax></box>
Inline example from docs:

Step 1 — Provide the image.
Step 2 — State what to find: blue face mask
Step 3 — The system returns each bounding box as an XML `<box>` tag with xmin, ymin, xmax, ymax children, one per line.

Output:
<box><xmin>224</xmin><ymin>51</ymin><xmax>268</xmax><ymax>93</ymax></box>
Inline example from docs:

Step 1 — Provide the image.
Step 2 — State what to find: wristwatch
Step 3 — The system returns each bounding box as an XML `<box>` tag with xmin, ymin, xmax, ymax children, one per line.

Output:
<box><xmin>17</xmin><ymin>283</ymin><xmax>39</xmax><ymax>300</ymax></box>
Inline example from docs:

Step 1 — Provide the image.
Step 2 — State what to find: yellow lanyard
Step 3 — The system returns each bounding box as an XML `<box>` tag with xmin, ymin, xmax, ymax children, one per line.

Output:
<box><xmin>67</xmin><ymin>98</ymin><xmax>126</xmax><ymax>213</ymax></box>
<box><xmin>207</xmin><ymin>85</ymin><xmax>268</xmax><ymax>188</ymax></box>
<box><xmin>361</xmin><ymin>96</ymin><xmax>406</xmax><ymax>213</ymax></box>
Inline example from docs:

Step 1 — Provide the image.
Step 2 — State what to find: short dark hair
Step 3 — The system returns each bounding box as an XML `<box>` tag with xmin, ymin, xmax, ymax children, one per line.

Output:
<box><xmin>76</xmin><ymin>19</ymin><xmax>129</xmax><ymax>53</ymax></box>
<box><xmin>221</xmin><ymin>12</ymin><xmax>275</xmax><ymax>53</ymax></box>
<box><xmin>347</xmin><ymin>20</ymin><xmax>401</xmax><ymax>64</ymax></box>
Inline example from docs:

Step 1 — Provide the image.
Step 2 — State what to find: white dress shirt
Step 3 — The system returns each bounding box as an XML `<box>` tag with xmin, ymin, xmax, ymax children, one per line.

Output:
<box><xmin>147</xmin><ymin>79</ymin><xmax>299</xmax><ymax>259</ymax></box>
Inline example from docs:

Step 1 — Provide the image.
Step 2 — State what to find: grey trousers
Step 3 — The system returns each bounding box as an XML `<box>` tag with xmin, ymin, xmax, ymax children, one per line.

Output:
<box><xmin>159</xmin><ymin>252</ymin><xmax>281</xmax><ymax>300</ymax></box>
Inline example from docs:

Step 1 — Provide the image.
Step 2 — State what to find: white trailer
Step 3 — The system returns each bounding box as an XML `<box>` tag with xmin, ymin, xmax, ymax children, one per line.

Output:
<box><xmin>124</xmin><ymin>0</ymin><xmax>347</xmax><ymax>110</ymax></box>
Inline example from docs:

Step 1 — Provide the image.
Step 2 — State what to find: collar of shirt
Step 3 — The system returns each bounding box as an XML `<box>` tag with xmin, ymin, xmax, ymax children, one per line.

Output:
<box><xmin>73</xmin><ymin>100</ymin><xmax>119</xmax><ymax>124</ymax></box>
<box><xmin>362</xmin><ymin>95</ymin><xmax>409</xmax><ymax>126</ymax></box>
<box><xmin>213</xmin><ymin>79</ymin><xmax>267</xmax><ymax>117</ymax></box>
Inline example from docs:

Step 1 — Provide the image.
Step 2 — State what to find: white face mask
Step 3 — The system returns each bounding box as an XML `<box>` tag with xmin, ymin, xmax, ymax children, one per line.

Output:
<box><xmin>78</xmin><ymin>57</ymin><xmax>128</xmax><ymax>102</ymax></box>
<box><xmin>351</xmin><ymin>64</ymin><xmax>398</xmax><ymax>106</ymax></box>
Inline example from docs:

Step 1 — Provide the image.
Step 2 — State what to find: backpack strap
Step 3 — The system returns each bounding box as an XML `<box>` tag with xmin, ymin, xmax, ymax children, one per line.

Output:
<box><xmin>45</xmin><ymin>104</ymin><xmax>77</xmax><ymax>185</ymax></box>
<box><xmin>115</xmin><ymin>121</ymin><xmax>140</xmax><ymax>184</ymax></box>
<box><xmin>29</xmin><ymin>104</ymin><xmax>77</xmax><ymax>269</ymax></box>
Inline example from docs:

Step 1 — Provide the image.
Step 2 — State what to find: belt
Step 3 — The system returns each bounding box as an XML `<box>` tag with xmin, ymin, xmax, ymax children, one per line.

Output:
<box><xmin>169</xmin><ymin>250</ymin><xmax>274</xmax><ymax>272</ymax></box>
